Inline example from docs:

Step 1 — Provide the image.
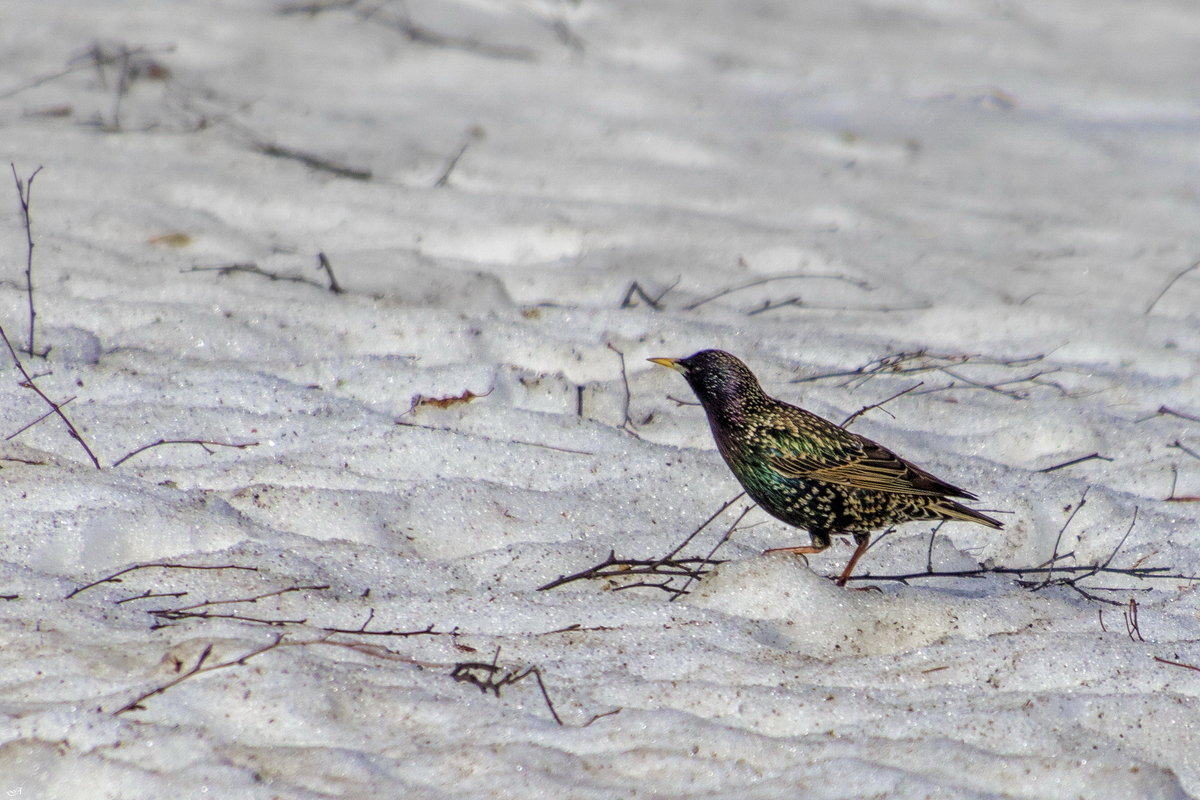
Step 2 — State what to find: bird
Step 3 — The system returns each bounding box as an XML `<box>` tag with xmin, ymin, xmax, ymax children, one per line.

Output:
<box><xmin>648</xmin><ymin>349</ymin><xmax>1002</xmax><ymax>585</ymax></box>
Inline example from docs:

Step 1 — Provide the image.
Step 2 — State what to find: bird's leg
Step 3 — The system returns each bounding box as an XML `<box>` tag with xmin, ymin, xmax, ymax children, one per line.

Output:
<box><xmin>834</xmin><ymin>532</ymin><xmax>871</xmax><ymax>587</ymax></box>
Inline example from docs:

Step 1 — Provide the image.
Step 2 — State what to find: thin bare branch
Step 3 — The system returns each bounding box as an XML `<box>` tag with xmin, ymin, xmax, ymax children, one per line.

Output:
<box><xmin>1037</xmin><ymin>453</ymin><xmax>1114</xmax><ymax>473</ymax></box>
<box><xmin>146</xmin><ymin>584</ymin><xmax>329</xmax><ymax>627</ymax></box>
<box><xmin>318</xmin><ymin>621</ymin><xmax>444</xmax><ymax>638</ymax></box>
<box><xmin>1169</xmin><ymin>440</ymin><xmax>1200</xmax><ymax>462</ymax></box>
<box><xmin>156</xmin><ymin>584</ymin><xmax>328</xmax><ymax>614</ymax></box>
<box><xmin>1145</xmin><ymin>258</ymin><xmax>1200</xmax><ymax>314</ymax></box>
<box><xmin>382</xmin><ymin>9</ymin><xmax>536</xmax><ymax>60</ymax></box>
<box><xmin>1034</xmin><ymin>487</ymin><xmax>1090</xmax><ymax>591</ymax></box>
<box><xmin>247</xmin><ymin>132</ymin><xmax>371</xmax><ymax>179</ymax></box>
<box><xmin>794</xmin><ymin>349</ymin><xmax>1067</xmax><ymax>399</ymax></box>
<box><xmin>67</xmin><ymin>562</ymin><xmax>259</xmax><ymax>599</ymax></box>
<box><xmin>1</xmin><ymin>64</ymin><xmax>84</xmax><ymax>100</ymax></box>
<box><xmin>114</xmin><ymin>590</ymin><xmax>189</xmax><ymax>605</ymax></box>
<box><xmin>669</xmin><ymin>504</ymin><xmax>752</xmax><ymax>600</ymax></box>
<box><xmin>537</xmin><ymin>551</ymin><xmax>724</xmax><ymax>593</ymax></box>
<box><xmin>1</xmin><ymin>325</ymin><xmax>100</xmax><ymax>468</ymax></box>
<box><xmin>316</xmin><ymin>251</ymin><xmax>344</xmax><ymax>294</ymax></box>
<box><xmin>0</xmin><ymin>44</ymin><xmax>172</xmax><ymax>100</ymax></box>
<box><xmin>11</xmin><ymin>164</ymin><xmax>43</xmax><ymax>357</ymax></box>
<box><xmin>450</xmin><ymin>648</ymin><xmax>618</xmax><ymax>726</ymax></box>
<box><xmin>620</xmin><ymin>278</ymin><xmax>678</xmax><ymax>310</ymax></box>
<box><xmin>660</xmin><ymin>492</ymin><xmax>747</xmax><ymax>562</ymax></box>
<box><xmin>541</xmin><ymin>494</ymin><xmax>750</xmax><ymax>595</ymax></box>
<box><xmin>1134</xmin><ymin>405</ymin><xmax>1200</xmax><ymax>424</ymax></box>
<box><xmin>1100</xmin><ymin>507</ymin><xmax>1140</xmax><ymax>571</ymax></box>
<box><xmin>684</xmin><ymin>271</ymin><xmax>872</xmax><ymax>311</ymax></box>
<box><xmin>113</xmin><ymin>635</ymin><xmax>289</xmax><ymax>715</ymax></box>
<box><xmin>840</xmin><ymin>382</ymin><xmax>923</xmax><ymax>428</ymax></box>
<box><xmin>1124</xmin><ymin>598</ymin><xmax>1145</xmax><ymax>642</ymax></box>
<box><xmin>111</xmin><ymin>438</ymin><xmax>259</xmax><ymax>467</ymax></box>
<box><xmin>433</xmin><ymin>125</ymin><xmax>484</xmax><ymax>187</ymax></box>
<box><xmin>850</xmin><ymin>506</ymin><xmax>1190</xmax><ymax>604</ymax></box>
<box><xmin>5</xmin><ymin>395</ymin><xmax>75</xmax><ymax>440</ymax></box>
<box><xmin>0</xmin><ymin>455</ymin><xmax>47</xmax><ymax>466</ymax></box>
<box><xmin>451</xmin><ymin>649</ymin><xmax>565</xmax><ymax>725</ymax></box>
<box><xmin>749</xmin><ymin>300</ymin><xmax>932</xmax><ymax>315</ymax></box>
<box><xmin>925</xmin><ymin>521</ymin><xmax>947</xmax><ymax>573</ymax></box>
<box><xmin>182</xmin><ymin>262</ymin><xmax>327</xmax><ymax>289</ymax></box>
<box><xmin>277</xmin><ymin>0</ymin><xmax>360</xmax><ymax>14</ymax></box>
<box><xmin>608</xmin><ymin>343</ymin><xmax>639</xmax><ymax>435</ymax></box>
<box><xmin>847</xmin><ymin>562</ymin><xmax>1187</xmax><ymax>585</ymax></box>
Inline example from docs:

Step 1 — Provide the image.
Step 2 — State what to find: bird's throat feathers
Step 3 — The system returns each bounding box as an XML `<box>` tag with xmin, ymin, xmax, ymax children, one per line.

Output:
<box><xmin>672</xmin><ymin>349</ymin><xmax>770</xmax><ymax>429</ymax></box>
<box><xmin>689</xmin><ymin>371</ymin><xmax>762</xmax><ymax>428</ymax></box>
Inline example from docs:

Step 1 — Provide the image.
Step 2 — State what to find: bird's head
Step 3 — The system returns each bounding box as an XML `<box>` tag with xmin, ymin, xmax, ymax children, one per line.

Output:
<box><xmin>648</xmin><ymin>349</ymin><xmax>766</xmax><ymax>420</ymax></box>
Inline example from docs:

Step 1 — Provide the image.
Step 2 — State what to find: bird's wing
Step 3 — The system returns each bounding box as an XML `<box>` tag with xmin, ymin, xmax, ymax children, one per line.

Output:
<box><xmin>766</xmin><ymin>435</ymin><xmax>977</xmax><ymax>499</ymax></box>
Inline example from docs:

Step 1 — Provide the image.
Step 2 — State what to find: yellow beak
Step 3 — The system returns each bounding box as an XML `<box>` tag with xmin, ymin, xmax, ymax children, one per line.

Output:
<box><xmin>647</xmin><ymin>357</ymin><xmax>685</xmax><ymax>373</ymax></box>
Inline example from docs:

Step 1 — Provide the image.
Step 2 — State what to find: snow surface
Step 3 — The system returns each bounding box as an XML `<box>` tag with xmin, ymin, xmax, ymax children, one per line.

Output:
<box><xmin>2</xmin><ymin>0</ymin><xmax>1200</xmax><ymax>797</ymax></box>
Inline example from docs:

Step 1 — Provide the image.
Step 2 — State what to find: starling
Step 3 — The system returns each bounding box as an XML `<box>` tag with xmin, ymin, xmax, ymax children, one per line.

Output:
<box><xmin>649</xmin><ymin>349</ymin><xmax>1002</xmax><ymax>585</ymax></box>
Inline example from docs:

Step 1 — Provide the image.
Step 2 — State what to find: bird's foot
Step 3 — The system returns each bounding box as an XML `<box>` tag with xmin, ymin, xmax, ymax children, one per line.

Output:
<box><xmin>762</xmin><ymin>545</ymin><xmax>824</xmax><ymax>556</ymax></box>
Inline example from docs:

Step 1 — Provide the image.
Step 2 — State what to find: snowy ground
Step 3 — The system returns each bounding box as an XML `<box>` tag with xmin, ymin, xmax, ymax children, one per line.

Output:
<box><xmin>2</xmin><ymin>0</ymin><xmax>1200</xmax><ymax>797</ymax></box>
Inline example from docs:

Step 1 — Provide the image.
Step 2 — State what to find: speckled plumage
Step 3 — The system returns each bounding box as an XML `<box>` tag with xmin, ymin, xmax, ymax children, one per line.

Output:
<box><xmin>649</xmin><ymin>349</ymin><xmax>1002</xmax><ymax>585</ymax></box>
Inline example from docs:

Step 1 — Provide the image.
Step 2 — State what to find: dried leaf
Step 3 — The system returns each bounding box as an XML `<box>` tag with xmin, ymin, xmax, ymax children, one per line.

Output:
<box><xmin>149</xmin><ymin>232</ymin><xmax>192</xmax><ymax>247</ymax></box>
<box><xmin>413</xmin><ymin>389</ymin><xmax>489</xmax><ymax>410</ymax></box>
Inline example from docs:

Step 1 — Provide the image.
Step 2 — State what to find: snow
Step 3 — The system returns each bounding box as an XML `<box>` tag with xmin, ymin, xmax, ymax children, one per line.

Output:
<box><xmin>2</xmin><ymin>0</ymin><xmax>1200</xmax><ymax>797</ymax></box>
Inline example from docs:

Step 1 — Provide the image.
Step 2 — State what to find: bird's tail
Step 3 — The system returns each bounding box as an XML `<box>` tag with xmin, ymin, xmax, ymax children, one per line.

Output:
<box><xmin>938</xmin><ymin>499</ymin><xmax>1003</xmax><ymax>529</ymax></box>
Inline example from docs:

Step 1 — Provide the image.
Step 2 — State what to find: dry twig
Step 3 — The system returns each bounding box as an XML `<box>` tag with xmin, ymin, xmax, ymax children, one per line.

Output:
<box><xmin>316</xmin><ymin>251</ymin><xmax>344</xmax><ymax>293</ymax></box>
<box><xmin>1164</xmin><ymin>464</ymin><xmax>1200</xmax><ymax>503</ymax></box>
<box><xmin>539</xmin><ymin>493</ymin><xmax>749</xmax><ymax>596</ymax></box>
<box><xmin>1124</xmin><ymin>598</ymin><xmax>1145</xmax><ymax>642</ymax></box>
<box><xmin>839</xmin><ymin>382</ymin><xmax>923</xmax><ymax>428</ymax></box>
<box><xmin>112</xmin><ymin>437</ymin><xmax>259</xmax><ymax>467</ymax></box>
<box><xmin>1169</xmin><ymin>440</ymin><xmax>1200</xmax><ymax>462</ymax></box>
<box><xmin>5</xmin><ymin>396</ymin><xmax>75</xmax><ymax>440</ymax></box>
<box><xmin>850</xmin><ymin>505</ymin><xmax>1196</xmax><ymax>606</ymax></box>
<box><xmin>620</xmin><ymin>278</ymin><xmax>679</xmax><ymax>310</ymax></box>
<box><xmin>544</xmin><ymin>491</ymin><xmax>1192</xmax><ymax>603</ymax></box>
<box><xmin>279</xmin><ymin>0</ymin><xmax>537</xmax><ymax>60</ymax></box>
<box><xmin>796</xmin><ymin>349</ymin><xmax>1068</xmax><ymax>399</ymax></box>
<box><xmin>183</xmin><ymin>262</ymin><xmax>327</xmax><ymax>289</ymax></box>
<box><xmin>1</xmin><ymin>325</ymin><xmax>101</xmax><ymax>469</ymax></box>
<box><xmin>683</xmin><ymin>272</ymin><xmax>871</xmax><ymax>312</ymax></box>
<box><xmin>67</xmin><ymin>562</ymin><xmax>260</xmax><ymax>599</ymax></box>
<box><xmin>1154</xmin><ymin>656</ymin><xmax>1200</xmax><ymax>673</ymax></box>
<box><xmin>252</xmin><ymin>138</ymin><xmax>372</xmax><ymax>180</ymax></box>
<box><xmin>669</xmin><ymin>504</ymin><xmax>752</xmax><ymax>600</ymax></box>
<box><xmin>147</xmin><ymin>584</ymin><xmax>329</xmax><ymax>628</ymax></box>
<box><xmin>10</xmin><ymin>164</ymin><xmax>43</xmax><ymax>357</ymax></box>
<box><xmin>1037</xmin><ymin>453</ymin><xmax>1113</xmax><ymax>473</ymax></box>
<box><xmin>924</xmin><ymin>520</ymin><xmax>947</xmax><ymax>573</ymax></box>
<box><xmin>451</xmin><ymin>647</ymin><xmax>619</xmax><ymax>727</ymax></box>
<box><xmin>378</xmin><ymin>7</ymin><xmax>536</xmax><ymax>60</ymax></box>
<box><xmin>1145</xmin><ymin>258</ymin><xmax>1200</xmax><ymax>314</ymax></box>
<box><xmin>538</xmin><ymin>552</ymin><xmax>724</xmax><ymax>598</ymax></box>
<box><xmin>113</xmin><ymin>635</ymin><xmax>290</xmax><ymax>715</ymax></box>
<box><xmin>845</xmin><ymin>558</ymin><xmax>1193</xmax><ymax>599</ymax></box>
<box><xmin>1134</xmin><ymin>406</ymin><xmax>1200</xmax><ymax>424</ymax></box>
<box><xmin>433</xmin><ymin>125</ymin><xmax>484</xmax><ymax>187</ymax></box>
<box><xmin>608</xmin><ymin>343</ymin><xmax>640</xmax><ymax>435</ymax></box>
